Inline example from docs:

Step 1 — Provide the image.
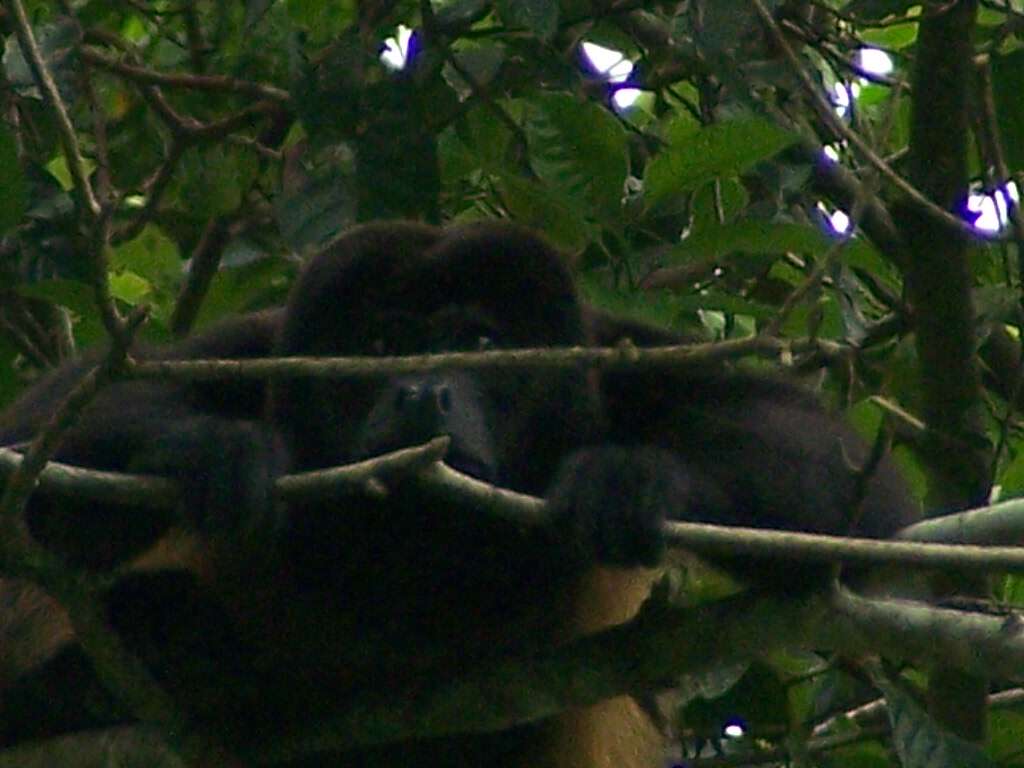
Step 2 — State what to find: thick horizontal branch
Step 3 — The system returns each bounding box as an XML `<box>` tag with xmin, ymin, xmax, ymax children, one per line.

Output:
<box><xmin>261</xmin><ymin>590</ymin><xmax>829</xmax><ymax>759</ymax></box>
<box><xmin>659</xmin><ymin>517</ymin><xmax>1024</xmax><ymax>572</ymax></box>
<box><xmin>3</xmin><ymin>442</ymin><xmax>1024</xmax><ymax>573</ymax></box>
<box><xmin>895</xmin><ymin>496</ymin><xmax>1024</xmax><ymax>545</ymax></box>
<box><xmin>259</xmin><ymin>586</ymin><xmax>1024</xmax><ymax>758</ymax></box>
<box><xmin>128</xmin><ymin>338</ymin><xmax>813</xmax><ymax>381</ymax></box>
<box><xmin>0</xmin><ymin>439</ymin><xmax>453</xmax><ymax>510</ymax></box>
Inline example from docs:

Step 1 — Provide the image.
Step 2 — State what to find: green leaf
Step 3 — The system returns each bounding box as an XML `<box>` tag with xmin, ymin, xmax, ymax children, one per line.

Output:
<box><xmin>45</xmin><ymin>155</ymin><xmax>75</xmax><ymax>191</ymax></box>
<box><xmin>847</xmin><ymin>398</ymin><xmax>885</xmax><ymax>444</ymax></box>
<box><xmin>644</xmin><ymin>117</ymin><xmax>799</xmax><ymax>208</ymax></box>
<box><xmin>872</xmin><ymin>670</ymin><xmax>996</xmax><ymax>768</ymax></box>
<box><xmin>844</xmin><ymin>0</ymin><xmax>919</xmax><ymax>23</ymax></box>
<box><xmin>860</xmin><ymin>20</ymin><xmax>918</xmax><ymax>50</ymax></box>
<box><xmin>496</xmin><ymin>173</ymin><xmax>592</xmax><ymax>251</ymax></box>
<box><xmin>16</xmin><ymin>279</ymin><xmax>106</xmax><ymax>348</ymax></box>
<box><xmin>986</xmin><ymin>710</ymin><xmax>1024</xmax><ymax>763</ymax></box>
<box><xmin>109</xmin><ymin>271</ymin><xmax>153</xmax><ymax>305</ymax></box>
<box><xmin>991</xmin><ymin>50</ymin><xmax>1024</xmax><ymax>174</ymax></box>
<box><xmin>676</xmin><ymin>661</ymin><xmax>751</xmax><ymax>707</ymax></box>
<box><xmin>526</xmin><ymin>92</ymin><xmax>628</xmax><ymax>220</ymax></box>
<box><xmin>680</xmin><ymin>662</ymin><xmax>790</xmax><ymax>742</ymax></box>
<box><xmin>17</xmin><ymin>279</ymin><xmax>98</xmax><ymax>318</ymax></box>
<box><xmin>445</xmin><ymin>44</ymin><xmax>507</xmax><ymax>98</ymax></box>
<box><xmin>446</xmin><ymin>104</ymin><xmax>514</xmax><ymax>174</ymax></box>
<box><xmin>0</xmin><ymin>126</ymin><xmax>27</xmax><ymax>234</ymax></box>
<box><xmin>998</xmin><ymin>574</ymin><xmax>1024</xmax><ymax>607</ymax></box>
<box><xmin>974</xmin><ymin>285</ymin><xmax>1022</xmax><ymax>326</ymax></box>
<box><xmin>109</xmin><ymin>224</ymin><xmax>182</xmax><ymax>293</ymax></box>
<box><xmin>173</xmin><ymin>146</ymin><xmax>259</xmax><ymax>218</ymax></box>
<box><xmin>286</xmin><ymin>0</ymin><xmax>356</xmax><ymax>41</ymax></box>
<box><xmin>2</xmin><ymin>17</ymin><xmax>79</xmax><ymax>101</ymax></box>
<box><xmin>436</xmin><ymin>0</ymin><xmax>492</xmax><ymax>27</ymax></box>
<box><xmin>666</xmin><ymin>220</ymin><xmax>835</xmax><ymax>264</ymax></box>
<box><xmin>822</xmin><ymin>743</ymin><xmax>894</xmax><ymax>768</ymax></box>
<box><xmin>496</xmin><ymin>0</ymin><xmax>559</xmax><ymax>41</ymax></box>
<box><xmin>843</xmin><ymin>238</ymin><xmax>895</xmax><ymax>279</ymax></box>
<box><xmin>997</xmin><ymin>449</ymin><xmax>1024</xmax><ymax>498</ymax></box>
<box><xmin>690</xmin><ymin>178</ymin><xmax>749</xmax><ymax>230</ymax></box>
<box><xmin>290</xmin><ymin>30</ymin><xmax>364</xmax><ymax>140</ymax></box>
<box><xmin>275</xmin><ymin>147</ymin><xmax>357</xmax><ymax>252</ymax></box>
<box><xmin>194</xmin><ymin>255</ymin><xmax>292</xmax><ymax>328</ymax></box>
<box><xmin>0</xmin><ymin>333</ymin><xmax>21</xmax><ymax>409</ymax></box>
<box><xmin>672</xmin><ymin>291</ymin><xmax>775</xmax><ymax>320</ymax></box>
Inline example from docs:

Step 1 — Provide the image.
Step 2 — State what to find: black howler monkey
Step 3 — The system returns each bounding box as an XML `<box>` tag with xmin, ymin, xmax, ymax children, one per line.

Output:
<box><xmin>0</xmin><ymin>221</ymin><xmax>918</xmax><ymax>767</ymax></box>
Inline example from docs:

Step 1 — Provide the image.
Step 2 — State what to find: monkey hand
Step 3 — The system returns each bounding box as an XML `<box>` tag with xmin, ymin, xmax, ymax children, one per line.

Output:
<box><xmin>546</xmin><ymin>446</ymin><xmax>689</xmax><ymax>568</ymax></box>
<box><xmin>128</xmin><ymin>418</ymin><xmax>289</xmax><ymax>548</ymax></box>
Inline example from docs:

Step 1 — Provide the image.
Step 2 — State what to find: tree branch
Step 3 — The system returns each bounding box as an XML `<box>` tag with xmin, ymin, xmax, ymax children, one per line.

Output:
<box><xmin>4</xmin><ymin>438</ymin><xmax>1024</xmax><ymax>575</ymax></box>
<box><xmin>255</xmin><ymin>585</ymin><xmax>1024</xmax><ymax>759</ymax></box>
<box><xmin>5</xmin><ymin>0</ymin><xmax>99</xmax><ymax>217</ymax></box>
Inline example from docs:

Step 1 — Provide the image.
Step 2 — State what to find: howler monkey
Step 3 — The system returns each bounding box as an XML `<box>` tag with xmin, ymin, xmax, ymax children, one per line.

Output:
<box><xmin>0</xmin><ymin>221</ymin><xmax>918</xmax><ymax>767</ymax></box>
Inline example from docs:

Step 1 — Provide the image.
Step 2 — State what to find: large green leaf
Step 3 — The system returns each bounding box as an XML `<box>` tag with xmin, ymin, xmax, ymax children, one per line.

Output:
<box><xmin>873</xmin><ymin>670</ymin><xmax>996</xmax><ymax>768</ymax></box>
<box><xmin>526</xmin><ymin>92</ymin><xmax>628</xmax><ymax>221</ymax></box>
<box><xmin>666</xmin><ymin>221</ymin><xmax>835</xmax><ymax>264</ymax></box>
<box><xmin>496</xmin><ymin>173</ymin><xmax>592</xmax><ymax>251</ymax></box>
<box><xmin>644</xmin><ymin>117</ymin><xmax>798</xmax><ymax>209</ymax></box>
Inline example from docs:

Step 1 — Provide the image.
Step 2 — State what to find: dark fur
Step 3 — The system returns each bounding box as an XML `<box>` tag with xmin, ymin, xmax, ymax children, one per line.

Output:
<box><xmin>0</xmin><ymin>222</ymin><xmax>918</xmax><ymax>766</ymax></box>
<box><xmin>592</xmin><ymin>319</ymin><xmax>917</xmax><ymax>578</ymax></box>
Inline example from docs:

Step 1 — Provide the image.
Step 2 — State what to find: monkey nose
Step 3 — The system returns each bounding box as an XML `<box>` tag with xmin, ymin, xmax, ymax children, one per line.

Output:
<box><xmin>396</xmin><ymin>380</ymin><xmax>453</xmax><ymax>437</ymax></box>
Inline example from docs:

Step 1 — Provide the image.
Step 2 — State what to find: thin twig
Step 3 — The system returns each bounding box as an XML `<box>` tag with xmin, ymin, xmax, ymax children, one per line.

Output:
<box><xmin>6</xmin><ymin>0</ymin><xmax>100</xmax><ymax>216</ymax></box>
<box><xmin>81</xmin><ymin>46</ymin><xmax>290</xmax><ymax>102</ymax></box>
<box><xmin>748</xmin><ymin>0</ymin><xmax>999</xmax><ymax>243</ymax></box>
